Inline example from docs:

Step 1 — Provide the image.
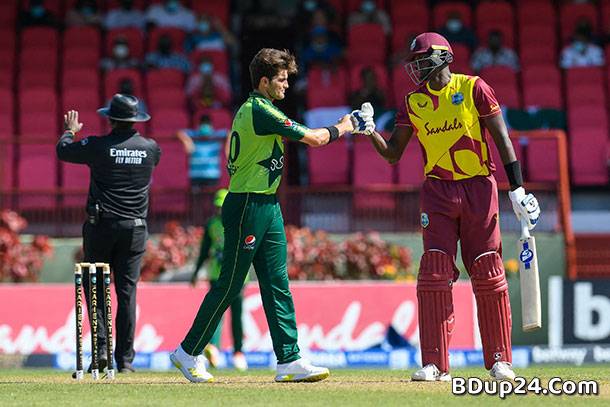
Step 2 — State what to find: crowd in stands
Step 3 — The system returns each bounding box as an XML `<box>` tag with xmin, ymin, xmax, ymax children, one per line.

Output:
<box><xmin>1</xmin><ymin>0</ymin><xmax>610</xmax><ymax>216</ymax></box>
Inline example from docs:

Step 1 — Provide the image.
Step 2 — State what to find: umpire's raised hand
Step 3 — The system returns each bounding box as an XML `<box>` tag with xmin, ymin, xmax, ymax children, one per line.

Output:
<box><xmin>64</xmin><ymin>110</ymin><xmax>83</xmax><ymax>134</ymax></box>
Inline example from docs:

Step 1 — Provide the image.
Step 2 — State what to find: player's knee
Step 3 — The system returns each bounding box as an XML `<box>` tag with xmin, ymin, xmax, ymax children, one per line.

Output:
<box><xmin>469</xmin><ymin>251</ymin><xmax>507</xmax><ymax>294</ymax></box>
<box><xmin>417</xmin><ymin>250</ymin><xmax>457</xmax><ymax>291</ymax></box>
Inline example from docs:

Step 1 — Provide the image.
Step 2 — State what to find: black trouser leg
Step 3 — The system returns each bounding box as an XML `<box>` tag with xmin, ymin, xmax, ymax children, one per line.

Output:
<box><xmin>112</xmin><ymin>225</ymin><xmax>146</xmax><ymax>368</ymax></box>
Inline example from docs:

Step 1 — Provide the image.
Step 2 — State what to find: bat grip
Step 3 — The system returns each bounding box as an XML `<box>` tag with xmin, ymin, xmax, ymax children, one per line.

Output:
<box><xmin>520</xmin><ymin>218</ymin><xmax>530</xmax><ymax>239</ymax></box>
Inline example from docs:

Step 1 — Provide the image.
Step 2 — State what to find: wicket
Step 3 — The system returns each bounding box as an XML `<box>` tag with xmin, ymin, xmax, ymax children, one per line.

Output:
<box><xmin>74</xmin><ymin>262</ymin><xmax>115</xmax><ymax>380</ymax></box>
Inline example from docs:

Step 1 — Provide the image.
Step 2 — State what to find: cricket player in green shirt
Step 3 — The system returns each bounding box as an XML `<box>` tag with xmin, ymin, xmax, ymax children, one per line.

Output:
<box><xmin>190</xmin><ymin>188</ymin><xmax>248</xmax><ymax>371</ymax></box>
<box><xmin>171</xmin><ymin>48</ymin><xmax>375</xmax><ymax>383</ymax></box>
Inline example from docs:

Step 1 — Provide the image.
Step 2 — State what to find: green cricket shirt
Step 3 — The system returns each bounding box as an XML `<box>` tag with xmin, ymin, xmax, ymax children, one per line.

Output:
<box><xmin>227</xmin><ymin>91</ymin><xmax>309</xmax><ymax>194</ymax></box>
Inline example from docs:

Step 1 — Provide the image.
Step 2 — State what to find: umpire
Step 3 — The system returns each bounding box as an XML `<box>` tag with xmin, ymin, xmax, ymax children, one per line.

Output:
<box><xmin>57</xmin><ymin>94</ymin><xmax>161</xmax><ymax>374</ymax></box>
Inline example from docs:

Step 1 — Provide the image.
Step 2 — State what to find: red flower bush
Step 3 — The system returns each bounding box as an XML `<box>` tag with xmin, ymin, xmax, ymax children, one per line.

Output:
<box><xmin>0</xmin><ymin>210</ymin><xmax>53</xmax><ymax>282</ymax></box>
<box><xmin>140</xmin><ymin>221</ymin><xmax>203</xmax><ymax>281</ymax></box>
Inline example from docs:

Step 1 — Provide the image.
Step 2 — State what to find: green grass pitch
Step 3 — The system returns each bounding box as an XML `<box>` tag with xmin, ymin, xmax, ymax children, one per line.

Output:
<box><xmin>0</xmin><ymin>366</ymin><xmax>608</xmax><ymax>406</ymax></box>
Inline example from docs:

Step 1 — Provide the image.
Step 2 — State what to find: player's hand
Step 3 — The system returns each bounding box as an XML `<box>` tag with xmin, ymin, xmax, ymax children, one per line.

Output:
<box><xmin>337</xmin><ymin>114</ymin><xmax>354</xmax><ymax>132</ymax></box>
<box><xmin>509</xmin><ymin>187</ymin><xmax>540</xmax><ymax>230</ymax></box>
<box><xmin>350</xmin><ymin>102</ymin><xmax>376</xmax><ymax>135</ymax></box>
<box><xmin>63</xmin><ymin>110</ymin><xmax>83</xmax><ymax>133</ymax></box>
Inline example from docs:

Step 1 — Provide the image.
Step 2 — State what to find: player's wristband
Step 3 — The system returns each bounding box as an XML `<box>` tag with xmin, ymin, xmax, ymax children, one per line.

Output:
<box><xmin>63</xmin><ymin>130</ymin><xmax>75</xmax><ymax>137</ymax></box>
<box><xmin>504</xmin><ymin>160</ymin><xmax>523</xmax><ymax>191</ymax></box>
<box><xmin>325</xmin><ymin>126</ymin><xmax>339</xmax><ymax>144</ymax></box>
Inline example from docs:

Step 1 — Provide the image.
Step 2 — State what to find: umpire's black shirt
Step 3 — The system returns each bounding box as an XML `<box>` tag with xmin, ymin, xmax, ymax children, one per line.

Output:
<box><xmin>56</xmin><ymin>129</ymin><xmax>161</xmax><ymax>219</ymax></box>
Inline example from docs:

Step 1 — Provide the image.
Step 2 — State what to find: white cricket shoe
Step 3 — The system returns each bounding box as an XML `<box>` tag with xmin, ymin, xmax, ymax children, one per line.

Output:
<box><xmin>275</xmin><ymin>358</ymin><xmax>330</xmax><ymax>382</ymax></box>
<box><xmin>233</xmin><ymin>352</ymin><xmax>248</xmax><ymax>371</ymax></box>
<box><xmin>170</xmin><ymin>345</ymin><xmax>214</xmax><ymax>383</ymax></box>
<box><xmin>490</xmin><ymin>361</ymin><xmax>516</xmax><ymax>381</ymax></box>
<box><xmin>411</xmin><ymin>364</ymin><xmax>451</xmax><ymax>382</ymax></box>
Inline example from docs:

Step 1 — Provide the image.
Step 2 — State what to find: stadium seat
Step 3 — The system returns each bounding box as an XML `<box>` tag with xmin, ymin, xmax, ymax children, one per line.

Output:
<box><xmin>307</xmin><ymin>66</ymin><xmax>348</xmax><ymax>108</ymax></box>
<box><xmin>565</xmin><ymin>67</ymin><xmax>605</xmax><ymax>107</ymax></box>
<box><xmin>518</xmin><ymin>24</ymin><xmax>557</xmax><ymax>49</ymax></box>
<box><xmin>489</xmin><ymin>137</ymin><xmax>522</xmax><ymax>185</ymax></box>
<box><xmin>149</xmin><ymin>109</ymin><xmax>190</xmax><ymax>138</ymax></box>
<box><xmin>522</xmin><ymin>65</ymin><xmax>562</xmax><ymax>108</ymax></box>
<box><xmin>19</xmin><ymin>111</ymin><xmax>58</xmax><ymax>140</ymax></box>
<box><xmin>189</xmin><ymin>49</ymin><xmax>229</xmax><ymax>76</ymax></box>
<box><xmin>0</xmin><ymin>142</ymin><xmax>14</xmax><ymax>190</ymax></box>
<box><xmin>104</xmin><ymin>69</ymin><xmax>143</xmax><ymax>99</ymax></box>
<box><xmin>148</xmin><ymin>87</ymin><xmax>187</xmax><ymax>112</ymax></box>
<box><xmin>565</xmin><ymin>66</ymin><xmax>604</xmax><ymax>85</ymax></box>
<box><xmin>62</xmin><ymin>47</ymin><xmax>100</xmax><ymax>70</ymax></box>
<box><xmin>353</xmin><ymin>136</ymin><xmax>395</xmax><ymax>212</ymax></box>
<box><xmin>397</xmin><ymin>139</ymin><xmax>425</xmax><ymax>187</ymax></box>
<box><xmin>390</xmin><ymin>2</ymin><xmax>429</xmax><ymax>40</ymax></box>
<box><xmin>475</xmin><ymin>1</ymin><xmax>515</xmax><ymax>48</ymax></box>
<box><xmin>21</xmin><ymin>0</ymin><xmax>62</xmax><ymax>16</ymax></box>
<box><xmin>450</xmin><ymin>43</ymin><xmax>472</xmax><ymax>75</ymax></box>
<box><xmin>19</xmin><ymin>88</ymin><xmax>56</xmax><ymax>113</ymax></box>
<box><xmin>218</xmin><ymin>152</ymin><xmax>230</xmax><ymax>188</ymax></box>
<box><xmin>0</xmin><ymin>29</ymin><xmax>16</xmax><ymax>55</ymax></box>
<box><xmin>62</xmin><ymin>88</ymin><xmax>100</xmax><ymax>113</ymax></box>
<box><xmin>569</xmin><ymin>127</ymin><xmax>609</xmax><ymax>185</ymax></box>
<box><xmin>147</xmin><ymin>27</ymin><xmax>187</xmax><ymax>53</ymax></box>
<box><xmin>105</xmin><ymin>28</ymin><xmax>145</xmax><ymax>58</ymax></box>
<box><xmin>559</xmin><ymin>2</ymin><xmax>599</xmax><ymax>44</ymax></box>
<box><xmin>347</xmin><ymin>23</ymin><xmax>387</xmax><ymax>64</ymax></box>
<box><xmin>0</xmin><ymin>88</ymin><xmax>14</xmax><ymax>141</ymax></box>
<box><xmin>60</xmin><ymin>160</ymin><xmax>90</xmax><ymax>207</ymax></box>
<box><xmin>519</xmin><ymin>43</ymin><xmax>557</xmax><ymax>67</ymax></box>
<box><xmin>390</xmin><ymin>65</ymin><xmax>415</xmax><ymax>109</ymax></box>
<box><xmin>20</xmin><ymin>27</ymin><xmax>59</xmax><ymax>49</ymax></box>
<box><xmin>477</xmin><ymin>22</ymin><xmax>515</xmax><ymax>49</ymax></box>
<box><xmin>191</xmin><ymin>0</ymin><xmax>231</xmax><ymax>26</ymax></box>
<box><xmin>62</xmin><ymin>68</ymin><xmax>100</xmax><ymax>89</ymax></box>
<box><xmin>479</xmin><ymin>66</ymin><xmax>520</xmax><ymax>108</ymax></box>
<box><xmin>150</xmin><ymin>140</ymin><xmax>188</xmax><ymax>213</ymax></box>
<box><xmin>17</xmin><ymin>143</ymin><xmax>57</xmax><ymax>209</ymax></box>
<box><xmin>20</xmin><ymin>47</ymin><xmax>58</xmax><ymax>71</ymax></box>
<box><xmin>526</xmin><ymin>136</ymin><xmax>559</xmax><ymax>183</ymax></box>
<box><xmin>433</xmin><ymin>1</ymin><xmax>473</xmax><ymax>29</ymax></box>
<box><xmin>308</xmin><ymin>138</ymin><xmax>349</xmax><ymax>185</ymax></box>
<box><xmin>0</xmin><ymin>2</ymin><xmax>17</xmax><ymax>27</ymax></box>
<box><xmin>518</xmin><ymin>0</ymin><xmax>556</xmax><ymax>26</ymax></box>
<box><xmin>146</xmin><ymin>68</ymin><xmax>185</xmax><ymax>90</ymax></box>
<box><xmin>63</xmin><ymin>26</ymin><xmax>101</xmax><ymax>51</ymax></box>
<box><xmin>349</xmin><ymin>64</ymin><xmax>390</xmax><ymax>95</ymax></box>
<box><xmin>202</xmin><ymin>108</ymin><xmax>233</xmax><ymax>131</ymax></box>
<box><xmin>76</xmin><ymin>111</ymin><xmax>103</xmax><ymax>136</ymax></box>
<box><xmin>392</xmin><ymin>25</ymin><xmax>418</xmax><ymax>54</ymax></box>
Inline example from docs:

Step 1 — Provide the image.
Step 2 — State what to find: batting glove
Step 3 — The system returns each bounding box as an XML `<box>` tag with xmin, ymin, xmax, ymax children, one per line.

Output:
<box><xmin>508</xmin><ymin>187</ymin><xmax>540</xmax><ymax>230</ymax></box>
<box><xmin>350</xmin><ymin>102</ymin><xmax>376</xmax><ymax>135</ymax></box>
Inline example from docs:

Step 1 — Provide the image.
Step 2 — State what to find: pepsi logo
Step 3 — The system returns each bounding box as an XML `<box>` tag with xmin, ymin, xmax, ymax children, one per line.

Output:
<box><xmin>283</xmin><ymin>119</ymin><xmax>293</xmax><ymax>127</ymax></box>
<box><xmin>244</xmin><ymin>235</ymin><xmax>256</xmax><ymax>245</ymax></box>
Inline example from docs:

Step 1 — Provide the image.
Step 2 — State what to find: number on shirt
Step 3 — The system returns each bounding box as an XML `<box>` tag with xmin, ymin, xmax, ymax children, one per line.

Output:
<box><xmin>228</xmin><ymin>131</ymin><xmax>240</xmax><ymax>163</ymax></box>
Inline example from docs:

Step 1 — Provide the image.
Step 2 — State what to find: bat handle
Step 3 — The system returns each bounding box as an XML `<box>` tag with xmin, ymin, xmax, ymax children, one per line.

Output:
<box><xmin>520</xmin><ymin>218</ymin><xmax>530</xmax><ymax>239</ymax></box>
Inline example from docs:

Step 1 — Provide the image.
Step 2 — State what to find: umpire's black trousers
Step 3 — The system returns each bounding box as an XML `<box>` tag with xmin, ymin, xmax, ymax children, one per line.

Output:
<box><xmin>82</xmin><ymin>218</ymin><xmax>147</xmax><ymax>369</ymax></box>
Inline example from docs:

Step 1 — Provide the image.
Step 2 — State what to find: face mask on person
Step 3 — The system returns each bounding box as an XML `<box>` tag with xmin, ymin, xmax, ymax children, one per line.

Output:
<box><xmin>198</xmin><ymin>21</ymin><xmax>210</xmax><ymax>33</ymax></box>
<box><xmin>199</xmin><ymin>123</ymin><xmax>213</xmax><ymax>135</ymax></box>
<box><xmin>165</xmin><ymin>0</ymin><xmax>179</xmax><ymax>13</ymax></box>
<box><xmin>361</xmin><ymin>0</ymin><xmax>376</xmax><ymax>14</ymax></box>
<box><xmin>304</xmin><ymin>0</ymin><xmax>317</xmax><ymax>11</ymax></box>
<box><xmin>31</xmin><ymin>6</ymin><xmax>45</xmax><ymax>18</ymax></box>
<box><xmin>113</xmin><ymin>44</ymin><xmax>129</xmax><ymax>59</ymax></box>
<box><xmin>446</xmin><ymin>18</ymin><xmax>462</xmax><ymax>33</ymax></box>
<box><xmin>199</xmin><ymin>62</ymin><xmax>213</xmax><ymax>74</ymax></box>
<box><xmin>573</xmin><ymin>40</ymin><xmax>586</xmax><ymax>53</ymax></box>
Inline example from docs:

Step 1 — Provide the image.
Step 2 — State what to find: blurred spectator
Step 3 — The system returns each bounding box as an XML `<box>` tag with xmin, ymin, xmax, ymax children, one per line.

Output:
<box><xmin>104</xmin><ymin>0</ymin><xmax>146</xmax><ymax>30</ymax></box>
<box><xmin>301</xmin><ymin>27</ymin><xmax>343</xmax><ymax>69</ymax></box>
<box><xmin>145</xmin><ymin>34</ymin><xmax>191</xmax><ymax>72</ymax></box>
<box><xmin>561</xmin><ymin>21</ymin><xmax>605</xmax><ymax>69</ymax></box>
<box><xmin>350</xmin><ymin>67</ymin><xmax>385</xmax><ymax>110</ymax></box>
<box><xmin>176</xmin><ymin>114</ymin><xmax>228</xmax><ymax>187</ymax></box>
<box><xmin>100</xmin><ymin>37</ymin><xmax>141</xmax><ymax>71</ymax></box>
<box><xmin>438</xmin><ymin>11</ymin><xmax>477</xmax><ymax>51</ymax></box>
<box><xmin>66</xmin><ymin>0</ymin><xmax>102</xmax><ymax>27</ymax></box>
<box><xmin>146</xmin><ymin>0</ymin><xmax>196</xmax><ymax>31</ymax></box>
<box><xmin>18</xmin><ymin>0</ymin><xmax>60</xmax><ymax>28</ymax></box>
<box><xmin>105</xmin><ymin>78</ymin><xmax>149</xmax><ymax>115</ymax></box>
<box><xmin>347</xmin><ymin>0</ymin><xmax>391</xmax><ymax>35</ymax></box>
<box><xmin>186</xmin><ymin>57</ymin><xmax>232</xmax><ymax>109</ymax></box>
<box><xmin>184</xmin><ymin>15</ymin><xmax>236</xmax><ymax>53</ymax></box>
<box><xmin>295</xmin><ymin>0</ymin><xmax>338</xmax><ymax>44</ymax></box>
<box><xmin>471</xmin><ymin>30</ymin><xmax>519</xmax><ymax>73</ymax></box>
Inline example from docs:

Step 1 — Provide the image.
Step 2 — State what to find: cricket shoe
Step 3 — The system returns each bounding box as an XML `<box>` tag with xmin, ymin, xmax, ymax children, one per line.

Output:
<box><xmin>275</xmin><ymin>358</ymin><xmax>330</xmax><ymax>383</ymax></box>
<box><xmin>170</xmin><ymin>345</ymin><xmax>214</xmax><ymax>383</ymax></box>
<box><xmin>233</xmin><ymin>352</ymin><xmax>248</xmax><ymax>371</ymax></box>
<box><xmin>411</xmin><ymin>364</ymin><xmax>451</xmax><ymax>382</ymax></box>
<box><xmin>204</xmin><ymin>344</ymin><xmax>220</xmax><ymax>368</ymax></box>
<box><xmin>490</xmin><ymin>361</ymin><xmax>516</xmax><ymax>381</ymax></box>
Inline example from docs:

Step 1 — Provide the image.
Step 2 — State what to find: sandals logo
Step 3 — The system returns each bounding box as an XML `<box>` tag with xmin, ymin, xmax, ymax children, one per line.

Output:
<box><xmin>424</xmin><ymin>118</ymin><xmax>463</xmax><ymax>136</ymax></box>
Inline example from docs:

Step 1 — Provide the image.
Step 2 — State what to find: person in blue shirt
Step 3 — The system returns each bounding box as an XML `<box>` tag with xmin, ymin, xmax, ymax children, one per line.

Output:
<box><xmin>176</xmin><ymin>114</ymin><xmax>228</xmax><ymax>187</ymax></box>
<box><xmin>184</xmin><ymin>15</ymin><xmax>236</xmax><ymax>53</ymax></box>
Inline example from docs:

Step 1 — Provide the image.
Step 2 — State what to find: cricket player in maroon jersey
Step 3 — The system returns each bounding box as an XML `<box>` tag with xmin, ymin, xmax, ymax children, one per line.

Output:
<box><xmin>354</xmin><ymin>32</ymin><xmax>541</xmax><ymax>380</ymax></box>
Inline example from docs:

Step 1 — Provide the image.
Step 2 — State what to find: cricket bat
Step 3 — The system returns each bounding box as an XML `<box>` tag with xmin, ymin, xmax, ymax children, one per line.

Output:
<box><xmin>518</xmin><ymin>218</ymin><xmax>542</xmax><ymax>332</ymax></box>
